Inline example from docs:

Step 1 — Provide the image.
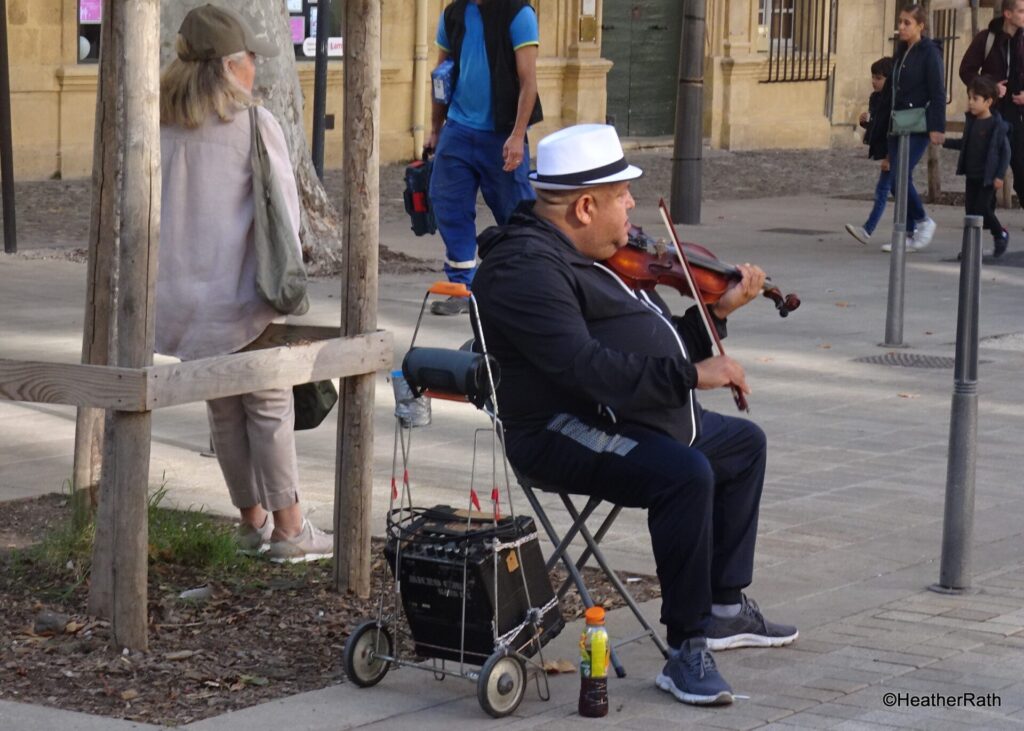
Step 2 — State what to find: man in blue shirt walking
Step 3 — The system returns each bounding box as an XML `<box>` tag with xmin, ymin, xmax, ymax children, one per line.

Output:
<box><xmin>427</xmin><ymin>0</ymin><xmax>542</xmax><ymax>315</ymax></box>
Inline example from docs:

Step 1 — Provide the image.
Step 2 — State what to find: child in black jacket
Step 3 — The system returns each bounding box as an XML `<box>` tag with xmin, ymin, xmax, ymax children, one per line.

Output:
<box><xmin>943</xmin><ymin>75</ymin><xmax>1011</xmax><ymax>257</ymax></box>
<box><xmin>845</xmin><ymin>57</ymin><xmax>895</xmax><ymax>245</ymax></box>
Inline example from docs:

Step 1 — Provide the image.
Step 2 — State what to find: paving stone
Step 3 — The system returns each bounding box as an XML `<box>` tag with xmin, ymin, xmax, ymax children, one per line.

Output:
<box><xmin>769</xmin><ymin>712</ymin><xmax>850</xmax><ymax>729</ymax></box>
<box><xmin>783</xmin><ymin>686</ymin><xmax>846</xmax><ymax>703</ymax></box>
<box><xmin>804</xmin><ymin>677</ymin><xmax>869</xmax><ymax>694</ymax></box>
<box><xmin>939</xmin><ymin>608</ymin><xmax>1002</xmax><ymax>622</ymax></box>
<box><xmin>748</xmin><ymin>695</ymin><xmax>821</xmax><ymax>714</ymax></box>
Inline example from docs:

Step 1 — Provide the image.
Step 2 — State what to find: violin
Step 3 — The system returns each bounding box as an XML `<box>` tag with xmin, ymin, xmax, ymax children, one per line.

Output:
<box><xmin>606</xmin><ymin>226</ymin><xmax>800</xmax><ymax>318</ymax></box>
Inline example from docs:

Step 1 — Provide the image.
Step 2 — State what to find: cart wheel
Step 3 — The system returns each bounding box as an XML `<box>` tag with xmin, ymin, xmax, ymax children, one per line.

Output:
<box><xmin>343</xmin><ymin>621</ymin><xmax>393</xmax><ymax>688</ymax></box>
<box><xmin>477</xmin><ymin>651</ymin><xmax>526</xmax><ymax>718</ymax></box>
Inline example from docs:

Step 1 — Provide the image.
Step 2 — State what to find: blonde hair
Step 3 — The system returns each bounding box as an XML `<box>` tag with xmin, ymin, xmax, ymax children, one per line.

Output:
<box><xmin>160</xmin><ymin>36</ymin><xmax>253</xmax><ymax>128</ymax></box>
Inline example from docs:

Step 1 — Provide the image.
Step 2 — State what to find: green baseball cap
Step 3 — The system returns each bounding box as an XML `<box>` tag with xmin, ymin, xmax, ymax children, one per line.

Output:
<box><xmin>178</xmin><ymin>4</ymin><xmax>279</xmax><ymax>61</ymax></box>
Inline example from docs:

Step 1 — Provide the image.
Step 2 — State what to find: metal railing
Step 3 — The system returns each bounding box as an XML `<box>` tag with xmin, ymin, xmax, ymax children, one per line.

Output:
<box><xmin>762</xmin><ymin>0</ymin><xmax>838</xmax><ymax>83</ymax></box>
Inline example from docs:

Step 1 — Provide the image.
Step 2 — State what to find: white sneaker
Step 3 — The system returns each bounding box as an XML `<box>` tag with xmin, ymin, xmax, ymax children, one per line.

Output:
<box><xmin>236</xmin><ymin>515</ymin><xmax>274</xmax><ymax>556</ymax></box>
<box><xmin>845</xmin><ymin>224</ymin><xmax>871</xmax><ymax>245</ymax></box>
<box><xmin>880</xmin><ymin>236</ymin><xmax>915</xmax><ymax>253</ymax></box>
<box><xmin>910</xmin><ymin>218</ymin><xmax>936</xmax><ymax>250</ymax></box>
<box><xmin>268</xmin><ymin>519</ymin><xmax>334</xmax><ymax>563</ymax></box>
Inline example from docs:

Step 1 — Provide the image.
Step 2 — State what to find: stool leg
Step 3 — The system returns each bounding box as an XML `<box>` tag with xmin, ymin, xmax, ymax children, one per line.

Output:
<box><xmin>520</xmin><ymin>487</ymin><xmax>627</xmax><ymax>677</ymax></box>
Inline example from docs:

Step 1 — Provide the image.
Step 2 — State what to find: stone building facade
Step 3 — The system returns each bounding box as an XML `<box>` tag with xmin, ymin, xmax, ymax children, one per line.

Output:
<box><xmin>4</xmin><ymin>0</ymin><xmax>995</xmax><ymax>181</ymax></box>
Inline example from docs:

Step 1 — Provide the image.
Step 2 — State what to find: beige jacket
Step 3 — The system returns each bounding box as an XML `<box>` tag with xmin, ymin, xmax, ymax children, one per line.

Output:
<box><xmin>156</xmin><ymin>105</ymin><xmax>300</xmax><ymax>360</ymax></box>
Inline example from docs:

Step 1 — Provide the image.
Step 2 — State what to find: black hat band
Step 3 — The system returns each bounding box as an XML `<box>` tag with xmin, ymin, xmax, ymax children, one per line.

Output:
<box><xmin>531</xmin><ymin>156</ymin><xmax>628</xmax><ymax>185</ymax></box>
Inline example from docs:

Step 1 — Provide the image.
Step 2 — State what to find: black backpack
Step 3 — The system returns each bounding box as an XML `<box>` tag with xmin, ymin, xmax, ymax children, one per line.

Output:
<box><xmin>403</xmin><ymin>152</ymin><xmax>437</xmax><ymax>237</ymax></box>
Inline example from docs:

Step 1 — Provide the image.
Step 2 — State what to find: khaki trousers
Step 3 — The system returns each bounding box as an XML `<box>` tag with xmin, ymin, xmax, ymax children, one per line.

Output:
<box><xmin>207</xmin><ymin>387</ymin><xmax>300</xmax><ymax>513</ymax></box>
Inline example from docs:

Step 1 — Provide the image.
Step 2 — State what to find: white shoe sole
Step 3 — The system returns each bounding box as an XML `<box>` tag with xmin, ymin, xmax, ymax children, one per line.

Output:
<box><xmin>655</xmin><ymin>674</ymin><xmax>733</xmax><ymax>705</ymax></box>
<box><xmin>706</xmin><ymin>629</ymin><xmax>799</xmax><ymax>651</ymax></box>
<box><xmin>269</xmin><ymin>550</ymin><xmax>333</xmax><ymax>564</ymax></box>
<box><xmin>236</xmin><ymin>543</ymin><xmax>270</xmax><ymax>557</ymax></box>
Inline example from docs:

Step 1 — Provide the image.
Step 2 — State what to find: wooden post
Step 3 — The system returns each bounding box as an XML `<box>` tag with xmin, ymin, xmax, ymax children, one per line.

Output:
<box><xmin>334</xmin><ymin>0</ymin><xmax>380</xmax><ymax>597</ymax></box>
<box><xmin>73</xmin><ymin>0</ymin><xmax>125</xmax><ymax>521</ymax></box>
<box><xmin>86</xmin><ymin>0</ymin><xmax>161</xmax><ymax>651</ymax></box>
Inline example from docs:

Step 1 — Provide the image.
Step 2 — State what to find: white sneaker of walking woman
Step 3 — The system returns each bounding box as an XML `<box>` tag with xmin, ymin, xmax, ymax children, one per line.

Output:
<box><xmin>910</xmin><ymin>217</ymin><xmax>936</xmax><ymax>250</ymax></box>
<box><xmin>268</xmin><ymin>519</ymin><xmax>334</xmax><ymax>563</ymax></box>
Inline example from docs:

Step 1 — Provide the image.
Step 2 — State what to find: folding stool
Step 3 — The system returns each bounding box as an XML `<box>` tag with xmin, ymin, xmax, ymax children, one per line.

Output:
<box><xmin>515</xmin><ymin>472</ymin><xmax>670</xmax><ymax>678</ymax></box>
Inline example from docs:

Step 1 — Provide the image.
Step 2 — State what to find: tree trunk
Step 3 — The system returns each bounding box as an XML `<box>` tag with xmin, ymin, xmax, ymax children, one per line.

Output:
<box><xmin>334</xmin><ymin>0</ymin><xmax>380</xmax><ymax>598</ymax></box>
<box><xmin>160</xmin><ymin>1</ymin><xmax>343</xmax><ymax>272</ymax></box>
<box><xmin>87</xmin><ymin>0</ymin><xmax>161</xmax><ymax>652</ymax></box>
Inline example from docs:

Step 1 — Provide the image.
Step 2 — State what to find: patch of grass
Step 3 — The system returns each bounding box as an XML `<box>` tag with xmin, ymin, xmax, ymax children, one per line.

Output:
<box><xmin>13</xmin><ymin>484</ymin><xmax>263</xmax><ymax>589</ymax></box>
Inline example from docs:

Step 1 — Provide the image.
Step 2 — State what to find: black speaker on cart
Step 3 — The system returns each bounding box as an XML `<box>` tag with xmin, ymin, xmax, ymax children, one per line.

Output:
<box><xmin>385</xmin><ymin>505</ymin><xmax>564</xmax><ymax>663</ymax></box>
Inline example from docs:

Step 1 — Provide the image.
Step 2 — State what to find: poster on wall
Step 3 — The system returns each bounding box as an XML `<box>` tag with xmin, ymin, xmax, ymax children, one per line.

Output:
<box><xmin>80</xmin><ymin>0</ymin><xmax>102</xmax><ymax>24</ymax></box>
<box><xmin>287</xmin><ymin>0</ymin><xmax>303</xmax><ymax>12</ymax></box>
<box><xmin>290</xmin><ymin>16</ymin><xmax>305</xmax><ymax>44</ymax></box>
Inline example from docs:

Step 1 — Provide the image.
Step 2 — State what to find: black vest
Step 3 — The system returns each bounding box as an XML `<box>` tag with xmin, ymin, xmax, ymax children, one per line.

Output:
<box><xmin>443</xmin><ymin>0</ymin><xmax>543</xmax><ymax>133</ymax></box>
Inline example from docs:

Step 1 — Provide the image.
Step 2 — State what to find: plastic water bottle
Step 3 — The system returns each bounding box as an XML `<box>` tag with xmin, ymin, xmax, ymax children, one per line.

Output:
<box><xmin>578</xmin><ymin>606</ymin><xmax>609</xmax><ymax>717</ymax></box>
<box><xmin>390</xmin><ymin>369</ymin><xmax>431</xmax><ymax>427</ymax></box>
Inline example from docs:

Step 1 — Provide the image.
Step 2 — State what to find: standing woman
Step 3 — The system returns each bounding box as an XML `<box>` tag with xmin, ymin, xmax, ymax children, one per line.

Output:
<box><xmin>883</xmin><ymin>3</ymin><xmax>946</xmax><ymax>252</ymax></box>
<box><xmin>156</xmin><ymin>4</ymin><xmax>332</xmax><ymax>563</ymax></box>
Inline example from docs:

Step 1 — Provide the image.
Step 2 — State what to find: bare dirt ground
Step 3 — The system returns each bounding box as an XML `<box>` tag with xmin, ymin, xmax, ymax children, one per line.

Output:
<box><xmin>0</xmin><ymin>494</ymin><xmax>660</xmax><ymax>726</ymax></box>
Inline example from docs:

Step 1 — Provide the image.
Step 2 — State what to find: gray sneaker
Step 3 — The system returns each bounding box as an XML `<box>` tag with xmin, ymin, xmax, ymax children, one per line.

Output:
<box><xmin>430</xmin><ymin>296</ymin><xmax>470</xmax><ymax>316</ymax></box>
<box><xmin>655</xmin><ymin>637</ymin><xmax>733</xmax><ymax>705</ymax></box>
<box><xmin>236</xmin><ymin>516</ymin><xmax>273</xmax><ymax>556</ymax></box>
<box><xmin>268</xmin><ymin>519</ymin><xmax>334</xmax><ymax>563</ymax></box>
<box><xmin>705</xmin><ymin>594</ymin><xmax>798</xmax><ymax>651</ymax></box>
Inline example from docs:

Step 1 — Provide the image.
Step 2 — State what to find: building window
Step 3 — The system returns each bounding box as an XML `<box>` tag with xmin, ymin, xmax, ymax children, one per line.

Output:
<box><xmin>78</xmin><ymin>0</ymin><xmax>101</xmax><ymax>63</ymax></box>
<box><xmin>75</xmin><ymin>1</ymin><xmax>342</xmax><ymax>64</ymax></box>
<box><xmin>291</xmin><ymin>0</ymin><xmax>343</xmax><ymax>61</ymax></box>
<box><xmin>759</xmin><ymin>0</ymin><xmax>837</xmax><ymax>83</ymax></box>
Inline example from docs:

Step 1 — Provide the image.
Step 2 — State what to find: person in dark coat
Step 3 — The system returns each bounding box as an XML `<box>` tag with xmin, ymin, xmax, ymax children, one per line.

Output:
<box><xmin>944</xmin><ymin>75</ymin><xmax>1012</xmax><ymax>256</ymax></box>
<box><xmin>959</xmin><ymin>0</ymin><xmax>1024</xmax><ymax>209</ymax></box>
<box><xmin>880</xmin><ymin>4</ymin><xmax>946</xmax><ymax>253</ymax></box>
<box><xmin>472</xmin><ymin>123</ymin><xmax>798</xmax><ymax>708</ymax></box>
<box><xmin>845</xmin><ymin>57</ymin><xmax>895</xmax><ymax>246</ymax></box>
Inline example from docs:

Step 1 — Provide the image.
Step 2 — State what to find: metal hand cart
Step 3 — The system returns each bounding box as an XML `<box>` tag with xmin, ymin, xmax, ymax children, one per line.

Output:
<box><xmin>342</xmin><ymin>282</ymin><xmax>564</xmax><ymax>718</ymax></box>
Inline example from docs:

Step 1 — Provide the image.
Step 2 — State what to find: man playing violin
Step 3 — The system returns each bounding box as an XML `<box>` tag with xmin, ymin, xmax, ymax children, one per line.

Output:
<box><xmin>472</xmin><ymin>124</ymin><xmax>797</xmax><ymax>707</ymax></box>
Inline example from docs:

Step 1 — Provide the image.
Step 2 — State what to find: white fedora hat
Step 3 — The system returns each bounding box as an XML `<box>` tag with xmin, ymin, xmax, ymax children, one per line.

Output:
<box><xmin>529</xmin><ymin>124</ymin><xmax>643</xmax><ymax>190</ymax></box>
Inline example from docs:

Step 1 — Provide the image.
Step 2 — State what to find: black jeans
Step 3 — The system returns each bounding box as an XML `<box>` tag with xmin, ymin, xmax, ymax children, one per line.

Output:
<box><xmin>965</xmin><ymin>177</ymin><xmax>1002</xmax><ymax>239</ymax></box>
<box><xmin>505</xmin><ymin>410</ymin><xmax>767</xmax><ymax>647</ymax></box>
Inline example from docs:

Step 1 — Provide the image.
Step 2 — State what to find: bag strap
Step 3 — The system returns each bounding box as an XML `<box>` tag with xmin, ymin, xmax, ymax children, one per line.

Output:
<box><xmin>985</xmin><ymin>29</ymin><xmax>996</xmax><ymax>63</ymax></box>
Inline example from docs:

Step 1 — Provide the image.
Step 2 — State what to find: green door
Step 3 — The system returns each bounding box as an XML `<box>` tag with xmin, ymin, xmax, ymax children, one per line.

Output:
<box><xmin>602</xmin><ymin>0</ymin><xmax>683</xmax><ymax>137</ymax></box>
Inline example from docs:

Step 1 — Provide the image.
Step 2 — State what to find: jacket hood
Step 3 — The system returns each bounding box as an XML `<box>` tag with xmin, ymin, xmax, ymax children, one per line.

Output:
<box><xmin>987</xmin><ymin>16</ymin><xmax>1024</xmax><ymax>37</ymax></box>
<box><xmin>896</xmin><ymin>35</ymin><xmax>942</xmax><ymax>57</ymax></box>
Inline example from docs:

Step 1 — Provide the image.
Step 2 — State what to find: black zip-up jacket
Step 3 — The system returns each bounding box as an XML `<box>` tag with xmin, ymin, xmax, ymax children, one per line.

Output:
<box><xmin>943</xmin><ymin>111</ymin><xmax>1011</xmax><ymax>186</ymax></box>
<box><xmin>959</xmin><ymin>17</ymin><xmax>1024</xmax><ymax>118</ymax></box>
<box><xmin>473</xmin><ymin>203</ymin><xmax>726</xmax><ymax>446</ymax></box>
<box><xmin>886</xmin><ymin>36</ymin><xmax>947</xmax><ymax>134</ymax></box>
<box><xmin>443</xmin><ymin>0</ymin><xmax>543</xmax><ymax>133</ymax></box>
<box><xmin>863</xmin><ymin>90</ymin><xmax>890</xmax><ymax>160</ymax></box>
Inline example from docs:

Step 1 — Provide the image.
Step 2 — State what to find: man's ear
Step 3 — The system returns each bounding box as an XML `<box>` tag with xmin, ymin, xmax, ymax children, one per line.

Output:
<box><xmin>572</xmin><ymin>191</ymin><xmax>595</xmax><ymax>226</ymax></box>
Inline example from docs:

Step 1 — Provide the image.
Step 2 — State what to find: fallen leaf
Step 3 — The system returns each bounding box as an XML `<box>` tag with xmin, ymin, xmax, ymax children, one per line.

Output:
<box><xmin>925</xmin><ymin>331</ymin><xmax>934</xmax><ymax>335</ymax></box>
<box><xmin>121</xmin><ymin>689</ymin><xmax>139</xmax><ymax>701</ymax></box>
<box><xmin>165</xmin><ymin>650</ymin><xmax>195</xmax><ymax>661</ymax></box>
<box><xmin>897</xmin><ymin>392</ymin><xmax>919</xmax><ymax>399</ymax></box>
<box><xmin>543</xmin><ymin>659</ymin><xmax>576</xmax><ymax>674</ymax></box>
<box><xmin>818</xmin><ymin>344</ymin><xmax>832</xmax><ymax>349</ymax></box>
<box><xmin>834</xmin><ymin>301</ymin><xmax>850</xmax><ymax>308</ymax></box>
<box><xmin>239</xmin><ymin>674</ymin><xmax>270</xmax><ymax>687</ymax></box>
<box><xmin>65</xmin><ymin>621</ymin><xmax>85</xmax><ymax>634</ymax></box>
<box><xmin>756</xmin><ymin>356</ymin><xmax>775</xmax><ymax>363</ymax></box>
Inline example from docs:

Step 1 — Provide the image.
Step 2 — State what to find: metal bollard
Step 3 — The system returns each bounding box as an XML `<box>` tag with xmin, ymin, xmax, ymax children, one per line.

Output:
<box><xmin>933</xmin><ymin>215</ymin><xmax>983</xmax><ymax>593</ymax></box>
<box><xmin>883</xmin><ymin>134</ymin><xmax>911</xmax><ymax>347</ymax></box>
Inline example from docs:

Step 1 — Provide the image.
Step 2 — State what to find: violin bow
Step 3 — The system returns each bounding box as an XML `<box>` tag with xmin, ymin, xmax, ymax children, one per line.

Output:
<box><xmin>657</xmin><ymin>198</ymin><xmax>749</xmax><ymax>413</ymax></box>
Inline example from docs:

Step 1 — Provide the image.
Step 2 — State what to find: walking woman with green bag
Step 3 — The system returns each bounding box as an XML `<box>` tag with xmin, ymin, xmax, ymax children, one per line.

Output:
<box><xmin>155</xmin><ymin>4</ymin><xmax>331</xmax><ymax>563</ymax></box>
<box><xmin>882</xmin><ymin>3</ymin><xmax>946</xmax><ymax>253</ymax></box>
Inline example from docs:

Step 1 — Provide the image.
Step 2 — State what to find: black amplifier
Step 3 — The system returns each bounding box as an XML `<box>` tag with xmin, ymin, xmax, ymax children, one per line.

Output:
<box><xmin>385</xmin><ymin>505</ymin><xmax>564</xmax><ymax>664</ymax></box>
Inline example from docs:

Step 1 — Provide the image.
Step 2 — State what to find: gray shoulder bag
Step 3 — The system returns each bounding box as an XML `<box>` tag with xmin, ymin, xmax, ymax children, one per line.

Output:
<box><xmin>249</xmin><ymin>106</ymin><xmax>310</xmax><ymax>316</ymax></box>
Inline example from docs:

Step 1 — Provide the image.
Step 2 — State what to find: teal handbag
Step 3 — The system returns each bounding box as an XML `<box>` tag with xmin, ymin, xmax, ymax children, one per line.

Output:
<box><xmin>890</xmin><ymin>107</ymin><xmax>928</xmax><ymax>136</ymax></box>
<box><xmin>889</xmin><ymin>52</ymin><xmax>930</xmax><ymax>136</ymax></box>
